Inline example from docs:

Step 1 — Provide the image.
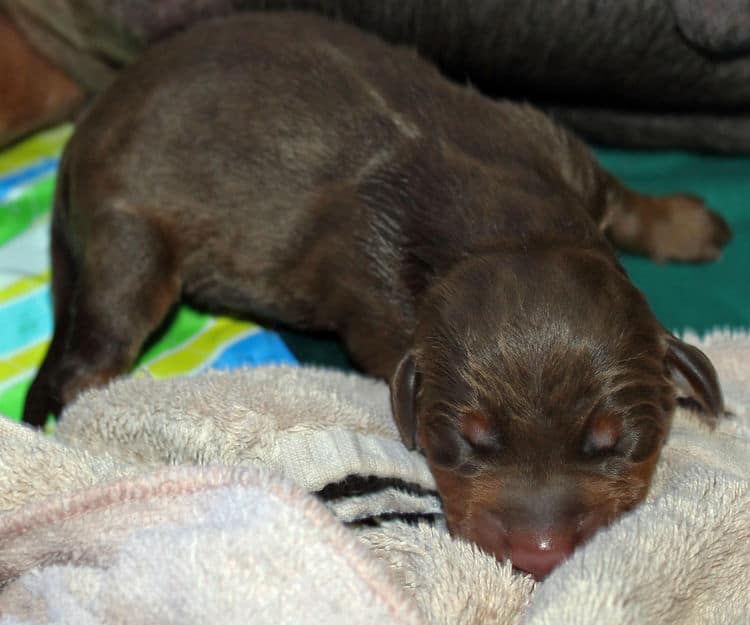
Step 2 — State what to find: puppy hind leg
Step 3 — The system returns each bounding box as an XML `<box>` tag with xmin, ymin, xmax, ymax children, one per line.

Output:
<box><xmin>23</xmin><ymin>222</ymin><xmax>78</xmax><ymax>425</ymax></box>
<box><xmin>601</xmin><ymin>184</ymin><xmax>732</xmax><ymax>262</ymax></box>
<box><xmin>23</xmin><ymin>212</ymin><xmax>181</xmax><ymax>425</ymax></box>
<box><xmin>526</xmin><ymin>117</ymin><xmax>732</xmax><ymax>263</ymax></box>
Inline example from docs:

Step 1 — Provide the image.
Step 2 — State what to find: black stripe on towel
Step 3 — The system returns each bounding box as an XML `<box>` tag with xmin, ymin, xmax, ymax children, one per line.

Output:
<box><xmin>345</xmin><ymin>511</ymin><xmax>441</xmax><ymax>528</ymax></box>
<box><xmin>315</xmin><ymin>474</ymin><xmax>438</xmax><ymax>502</ymax></box>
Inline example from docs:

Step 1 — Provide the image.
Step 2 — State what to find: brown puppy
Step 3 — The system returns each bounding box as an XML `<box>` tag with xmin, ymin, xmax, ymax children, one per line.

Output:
<box><xmin>24</xmin><ymin>13</ymin><xmax>730</xmax><ymax>579</ymax></box>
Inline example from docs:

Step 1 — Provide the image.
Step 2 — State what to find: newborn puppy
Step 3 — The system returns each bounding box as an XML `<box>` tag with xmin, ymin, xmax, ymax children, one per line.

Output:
<box><xmin>24</xmin><ymin>13</ymin><xmax>730</xmax><ymax>579</ymax></box>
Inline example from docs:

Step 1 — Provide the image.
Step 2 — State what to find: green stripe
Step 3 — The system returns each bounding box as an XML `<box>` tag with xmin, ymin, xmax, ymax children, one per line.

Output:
<box><xmin>0</xmin><ymin>177</ymin><xmax>55</xmax><ymax>246</ymax></box>
<box><xmin>0</xmin><ymin>125</ymin><xmax>71</xmax><ymax>175</ymax></box>
<box><xmin>0</xmin><ymin>377</ymin><xmax>31</xmax><ymax>422</ymax></box>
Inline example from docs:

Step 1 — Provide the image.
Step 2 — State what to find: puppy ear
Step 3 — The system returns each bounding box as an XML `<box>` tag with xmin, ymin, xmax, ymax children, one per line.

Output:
<box><xmin>665</xmin><ymin>335</ymin><xmax>724</xmax><ymax>423</ymax></box>
<box><xmin>390</xmin><ymin>351</ymin><xmax>420</xmax><ymax>449</ymax></box>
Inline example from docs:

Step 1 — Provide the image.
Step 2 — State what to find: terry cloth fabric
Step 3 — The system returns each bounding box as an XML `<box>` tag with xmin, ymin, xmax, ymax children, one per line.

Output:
<box><xmin>0</xmin><ymin>330</ymin><xmax>748</xmax><ymax>625</ymax></box>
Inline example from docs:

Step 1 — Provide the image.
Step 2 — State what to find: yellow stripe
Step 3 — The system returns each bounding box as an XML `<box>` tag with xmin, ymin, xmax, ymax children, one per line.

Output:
<box><xmin>0</xmin><ymin>272</ymin><xmax>49</xmax><ymax>304</ymax></box>
<box><xmin>0</xmin><ymin>125</ymin><xmax>72</xmax><ymax>175</ymax></box>
<box><xmin>0</xmin><ymin>340</ymin><xmax>48</xmax><ymax>383</ymax></box>
<box><xmin>142</xmin><ymin>317</ymin><xmax>256</xmax><ymax>378</ymax></box>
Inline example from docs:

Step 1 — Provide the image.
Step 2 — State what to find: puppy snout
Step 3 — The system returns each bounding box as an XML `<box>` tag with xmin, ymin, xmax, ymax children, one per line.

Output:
<box><xmin>459</xmin><ymin>488</ymin><xmax>614</xmax><ymax>579</ymax></box>
<box><xmin>508</xmin><ymin>529</ymin><xmax>576</xmax><ymax>580</ymax></box>
<box><xmin>508</xmin><ymin>509</ymin><xmax>608</xmax><ymax>579</ymax></box>
<box><xmin>470</xmin><ymin>504</ymin><xmax>595</xmax><ymax>580</ymax></box>
<box><xmin>465</xmin><ymin>509</ymin><xmax>595</xmax><ymax>579</ymax></box>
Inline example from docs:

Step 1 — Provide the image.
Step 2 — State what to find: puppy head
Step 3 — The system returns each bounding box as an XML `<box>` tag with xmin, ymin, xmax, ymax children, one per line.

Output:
<box><xmin>391</xmin><ymin>247</ymin><xmax>722</xmax><ymax>579</ymax></box>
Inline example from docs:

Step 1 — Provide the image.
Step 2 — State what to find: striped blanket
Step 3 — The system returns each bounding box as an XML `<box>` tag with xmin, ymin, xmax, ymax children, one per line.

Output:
<box><xmin>0</xmin><ymin>126</ymin><xmax>296</xmax><ymax>422</ymax></box>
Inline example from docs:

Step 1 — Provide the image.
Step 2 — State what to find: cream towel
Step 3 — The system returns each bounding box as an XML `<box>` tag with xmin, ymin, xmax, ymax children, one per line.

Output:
<box><xmin>0</xmin><ymin>330</ymin><xmax>748</xmax><ymax>624</ymax></box>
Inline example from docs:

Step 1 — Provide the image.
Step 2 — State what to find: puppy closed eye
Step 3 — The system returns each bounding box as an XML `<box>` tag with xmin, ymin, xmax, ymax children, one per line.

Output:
<box><xmin>424</xmin><ymin>410</ymin><xmax>498</xmax><ymax>471</ymax></box>
<box><xmin>460</xmin><ymin>410</ymin><xmax>496</xmax><ymax>449</ymax></box>
<box><xmin>582</xmin><ymin>414</ymin><xmax>623</xmax><ymax>456</ymax></box>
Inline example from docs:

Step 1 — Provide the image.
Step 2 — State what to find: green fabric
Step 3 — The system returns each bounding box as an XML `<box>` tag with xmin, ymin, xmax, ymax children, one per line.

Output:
<box><xmin>597</xmin><ymin>148</ymin><xmax>749</xmax><ymax>335</ymax></box>
<box><xmin>0</xmin><ymin>177</ymin><xmax>55</xmax><ymax>246</ymax></box>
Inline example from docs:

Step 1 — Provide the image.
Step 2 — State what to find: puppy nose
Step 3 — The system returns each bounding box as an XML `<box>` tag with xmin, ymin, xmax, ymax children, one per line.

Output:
<box><xmin>509</xmin><ymin>531</ymin><xmax>575</xmax><ymax>580</ymax></box>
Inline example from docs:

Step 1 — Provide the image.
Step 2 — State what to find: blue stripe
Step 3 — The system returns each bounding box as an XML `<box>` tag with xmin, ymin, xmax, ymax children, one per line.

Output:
<box><xmin>0</xmin><ymin>159</ymin><xmax>59</xmax><ymax>201</ymax></box>
<box><xmin>0</xmin><ymin>287</ymin><xmax>52</xmax><ymax>356</ymax></box>
<box><xmin>208</xmin><ymin>330</ymin><xmax>297</xmax><ymax>370</ymax></box>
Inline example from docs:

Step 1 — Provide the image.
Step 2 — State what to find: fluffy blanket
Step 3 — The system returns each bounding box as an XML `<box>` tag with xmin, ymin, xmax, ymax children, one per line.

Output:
<box><xmin>0</xmin><ymin>331</ymin><xmax>748</xmax><ymax>624</ymax></box>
